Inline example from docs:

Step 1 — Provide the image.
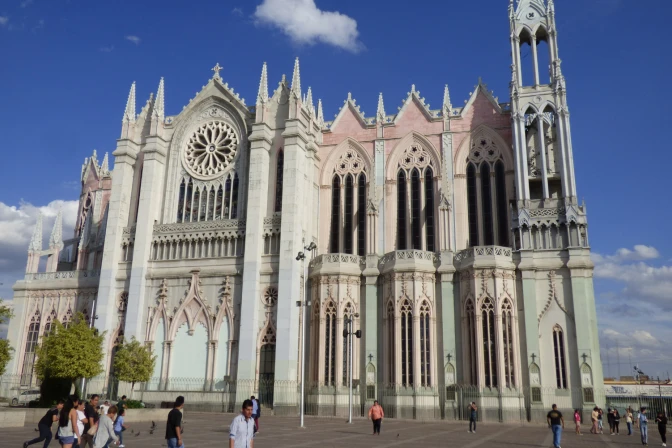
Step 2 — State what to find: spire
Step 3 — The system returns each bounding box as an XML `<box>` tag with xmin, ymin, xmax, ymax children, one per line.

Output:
<box><xmin>442</xmin><ymin>85</ymin><xmax>453</xmax><ymax>117</ymax></box>
<box><xmin>305</xmin><ymin>87</ymin><xmax>315</xmax><ymax>116</ymax></box>
<box><xmin>123</xmin><ymin>81</ymin><xmax>136</xmax><ymax>122</ymax></box>
<box><xmin>291</xmin><ymin>57</ymin><xmax>301</xmax><ymax>99</ymax></box>
<box><xmin>376</xmin><ymin>93</ymin><xmax>386</xmax><ymax>124</ymax></box>
<box><xmin>154</xmin><ymin>77</ymin><xmax>165</xmax><ymax>121</ymax></box>
<box><xmin>49</xmin><ymin>208</ymin><xmax>63</xmax><ymax>249</ymax></box>
<box><xmin>317</xmin><ymin>99</ymin><xmax>324</xmax><ymax>127</ymax></box>
<box><xmin>509</xmin><ymin>0</ymin><xmax>515</xmax><ymax>19</ymax></box>
<box><xmin>30</xmin><ymin>213</ymin><xmax>43</xmax><ymax>252</ymax></box>
<box><xmin>515</xmin><ymin>0</ymin><xmax>547</xmax><ymax>15</ymax></box>
<box><xmin>257</xmin><ymin>62</ymin><xmax>269</xmax><ymax>104</ymax></box>
<box><xmin>547</xmin><ymin>0</ymin><xmax>555</xmax><ymax>13</ymax></box>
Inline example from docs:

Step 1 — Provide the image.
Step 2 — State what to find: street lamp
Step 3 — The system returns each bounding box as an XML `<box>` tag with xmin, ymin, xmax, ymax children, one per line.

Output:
<box><xmin>343</xmin><ymin>313</ymin><xmax>361</xmax><ymax>424</ymax></box>
<box><xmin>296</xmin><ymin>242</ymin><xmax>316</xmax><ymax>428</ymax></box>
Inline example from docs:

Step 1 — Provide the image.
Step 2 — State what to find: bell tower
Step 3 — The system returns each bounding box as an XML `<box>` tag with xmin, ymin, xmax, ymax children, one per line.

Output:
<box><xmin>509</xmin><ymin>0</ymin><xmax>577</xmax><ymax>208</ymax></box>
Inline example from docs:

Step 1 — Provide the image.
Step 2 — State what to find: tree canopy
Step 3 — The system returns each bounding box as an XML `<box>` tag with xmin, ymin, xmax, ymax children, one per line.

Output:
<box><xmin>34</xmin><ymin>312</ymin><xmax>104</xmax><ymax>383</ymax></box>
<box><xmin>113</xmin><ymin>336</ymin><xmax>156</xmax><ymax>394</ymax></box>
<box><xmin>0</xmin><ymin>298</ymin><xmax>14</xmax><ymax>376</ymax></box>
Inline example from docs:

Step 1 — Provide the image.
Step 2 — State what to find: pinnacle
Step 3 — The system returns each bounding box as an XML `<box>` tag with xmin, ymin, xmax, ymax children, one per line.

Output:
<box><xmin>291</xmin><ymin>57</ymin><xmax>301</xmax><ymax>98</ymax></box>
<box><xmin>257</xmin><ymin>62</ymin><xmax>269</xmax><ymax>104</ymax></box>
<box><xmin>30</xmin><ymin>213</ymin><xmax>43</xmax><ymax>252</ymax></box>
<box><xmin>154</xmin><ymin>77</ymin><xmax>165</xmax><ymax>121</ymax></box>
<box><xmin>376</xmin><ymin>93</ymin><xmax>386</xmax><ymax>123</ymax></box>
<box><xmin>123</xmin><ymin>81</ymin><xmax>136</xmax><ymax>122</ymax></box>
<box><xmin>50</xmin><ymin>208</ymin><xmax>63</xmax><ymax>248</ymax></box>
<box><xmin>443</xmin><ymin>85</ymin><xmax>453</xmax><ymax>117</ymax></box>
<box><xmin>317</xmin><ymin>99</ymin><xmax>324</xmax><ymax>127</ymax></box>
<box><xmin>101</xmin><ymin>152</ymin><xmax>110</xmax><ymax>173</ymax></box>
<box><xmin>306</xmin><ymin>87</ymin><xmax>315</xmax><ymax>116</ymax></box>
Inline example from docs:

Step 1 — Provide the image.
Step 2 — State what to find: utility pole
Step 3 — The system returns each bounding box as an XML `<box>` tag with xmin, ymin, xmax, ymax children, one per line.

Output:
<box><xmin>296</xmin><ymin>242</ymin><xmax>316</xmax><ymax>429</ymax></box>
<box><xmin>343</xmin><ymin>313</ymin><xmax>361</xmax><ymax>424</ymax></box>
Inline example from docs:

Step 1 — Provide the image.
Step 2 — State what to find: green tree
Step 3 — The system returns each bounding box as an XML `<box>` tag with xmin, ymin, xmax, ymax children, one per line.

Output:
<box><xmin>0</xmin><ymin>298</ymin><xmax>15</xmax><ymax>376</ymax></box>
<box><xmin>34</xmin><ymin>312</ymin><xmax>104</xmax><ymax>389</ymax></box>
<box><xmin>112</xmin><ymin>336</ymin><xmax>156</xmax><ymax>397</ymax></box>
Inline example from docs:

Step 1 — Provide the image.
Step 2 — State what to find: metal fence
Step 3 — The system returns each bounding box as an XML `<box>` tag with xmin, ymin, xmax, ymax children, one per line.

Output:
<box><xmin>4</xmin><ymin>374</ymin><xmax>670</xmax><ymax>424</ymax></box>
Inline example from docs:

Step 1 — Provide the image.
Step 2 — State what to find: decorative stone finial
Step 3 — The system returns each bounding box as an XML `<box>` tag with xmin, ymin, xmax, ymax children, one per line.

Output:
<box><xmin>211</xmin><ymin>63</ymin><xmax>223</xmax><ymax>80</ymax></box>
<box><xmin>376</xmin><ymin>92</ymin><xmax>386</xmax><ymax>124</ymax></box>
<box><xmin>101</xmin><ymin>152</ymin><xmax>110</xmax><ymax>174</ymax></box>
<box><xmin>305</xmin><ymin>87</ymin><xmax>315</xmax><ymax>116</ymax></box>
<box><xmin>291</xmin><ymin>57</ymin><xmax>301</xmax><ymax>98</ymax></box>
<box><xmin>257</xmin><ymin>62</ymin><xmax>269</xmax><ymax>104</ymax></box>
<box><xmin>30</xmin><ymin>213</ymin><xmax>43</xmax><ymax>252</ymax></box>
<box><xmin>123</xmin><ymin>81</ymin><xmax>136</xmax><ymax>122</ymax></box>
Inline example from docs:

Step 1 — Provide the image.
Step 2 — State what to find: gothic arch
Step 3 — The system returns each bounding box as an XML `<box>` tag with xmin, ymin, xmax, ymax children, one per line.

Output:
<box><xmin>454</xmin><ymin>125</ymin><xmax>514</xmax><ymax>175</ymax></box>
<box><xmin>168</xmin><ymin>276</ymin><xmax>213</xmax><ymax>340</ymax></box>
<box><xmin>320</xmin><ymin>137</ymin><xmax>373</xmax><ymax>186</ymax></box>
<box><xmin>386</xmin><ymin>131</ymin><xmax>441</xmax><ymax>180</ymax></box>
<box><xmin>415</xmin><ymin>298</ymin><xmax>433</xmax><ymax>316</ymax></box>
<box><xmin>256</xmin><ymin>316</ymin><xmax>277</xmax><ymax>349</ymax></box>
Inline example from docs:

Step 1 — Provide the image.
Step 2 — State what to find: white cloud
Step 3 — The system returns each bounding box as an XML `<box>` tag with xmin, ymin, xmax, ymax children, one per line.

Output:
<box><xmin>0</xmin><ymin>16</ymin><xmax>8</xmax><ymax>27</ymax></box>
<box><xmin>232</xmin><ymin>7</ymin><xmax>243</xmax><ymax>16</ymax></box>
<box><xmin>253</xmin><ymin>0</ymin><xmax>363</xmax><ymax>52</ymax></box>
<box><xmin>99</xmin><ymin>45</ymin><xmax>115</xmax><ymax>53</ymax></box>
<box><xmin>125</xmin><ymin>35</ymin><xmax>141</xmax><ymax>45</ymax></box>
<box><xmin>592</xmin><ymin>244</ymin><xmax>660</xmax><ymax>264</ymax></box>
<box><xmin>0</xmin><ymin>200</ymin><xmax>79</xmax><ymax>300</ymax></box>
<box><xmin>20</xmin><ymin>0</ymin><xmax>33</xmax><ymax>7</ymax></box>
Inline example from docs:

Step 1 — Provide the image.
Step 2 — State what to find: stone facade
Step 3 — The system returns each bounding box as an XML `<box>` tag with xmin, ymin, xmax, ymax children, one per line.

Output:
<box><xmin>6</xmin><ymin>0</ymin><xmax>603</xmax><ymax>416</ymax></box>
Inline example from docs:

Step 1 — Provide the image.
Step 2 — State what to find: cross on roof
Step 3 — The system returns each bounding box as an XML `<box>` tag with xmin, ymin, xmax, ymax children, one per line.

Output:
<box><xmin>446</xmin><ymin>353</ymin><xmax>452</xmax><ymax>362</ymax></box>
<box><xmin>212</xmin><ymin>63</ymin><xmax>223</xmax><ymax>79</ymax></box>
<box><xmin>582</xmin><ymin>353</ymin><xmax>588</xmax><ymax>363</ymax></box>
<box><xmin>531</xmin><ymin>353</ymin><xmax>537</xmax><ymax>363</ymax></box>
<box><xmin>368</xmin><ymin>353</ymin><xmax>374</xmax><ymax>363</ymax></box>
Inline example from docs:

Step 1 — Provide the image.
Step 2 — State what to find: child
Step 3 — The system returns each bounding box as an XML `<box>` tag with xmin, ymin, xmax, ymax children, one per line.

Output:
<box><xmin>113</xmin><ymin>408</ymin><xmax>128</xmax><ymax>448</ymax></box>
<box><xmin>574</xmin><ymin>409</ymin><xmax>582</xmax><ymax>435</ymax></box>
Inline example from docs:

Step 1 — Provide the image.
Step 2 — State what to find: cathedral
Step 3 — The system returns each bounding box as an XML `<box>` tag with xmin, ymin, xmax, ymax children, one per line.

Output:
<box><xmin>6</xmin><ymin>0</ymin><xmax>604</xmax><ymax>418</ymax></box>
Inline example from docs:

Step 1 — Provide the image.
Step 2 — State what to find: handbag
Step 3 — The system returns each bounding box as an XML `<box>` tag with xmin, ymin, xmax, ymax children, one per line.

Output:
<box><xmin>87</xmin><ymin>422</ymin><xmax>98</xmax><ymax>436</ymax></box>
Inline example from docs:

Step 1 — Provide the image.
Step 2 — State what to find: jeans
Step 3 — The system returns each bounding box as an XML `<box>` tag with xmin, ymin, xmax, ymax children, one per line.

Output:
<box><xmin>627</xmin><ymin>422</ymin><xmax>633</xmax><ymax>435</ymax></box>
<box><xmin>25</xmin><ymin>423</ymin><xmax>53</xmax><ymax>448</ymax></box>
<box><xmin>115</xmin><ymin>430</ymin><xmax>123</xmax><ymax>445</ymax></box>
<box><xmin>166</xmin><ymin>438</ymin><xmax>185</xmax><ymax>448</ymax></box>
<box><xmin>641</xmin><ymin>422</ymin><xmax>648</xmax><ymax>445</ymax></box>
<box><xmin>470</xmin><ymin>418</ymin><xmax>477</xmax><ymax>432</ymax></box>
<box><xmin>552</xmin><ymin>424</ymin><xmax>562</xmax><ymax>448</ymax></box>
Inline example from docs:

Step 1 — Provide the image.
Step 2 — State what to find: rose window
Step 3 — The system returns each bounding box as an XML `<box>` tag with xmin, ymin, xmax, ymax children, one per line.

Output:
<box><xmin>183</xmin><ymin>121</ymin><xmax>239</xmax><ymax>179</ymax></box>
<box><xmin>262</xmin><ymin>287</ymin><xmax>278</xmax><ymax>307</ymax></box>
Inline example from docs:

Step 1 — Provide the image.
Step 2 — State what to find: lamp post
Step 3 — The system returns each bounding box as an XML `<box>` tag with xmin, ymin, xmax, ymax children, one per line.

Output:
<box><xmin>296</xmin><ymin>242</ymin><xmax>316</xmax><ymax>428</ymax></box>
<box><xmin>343</xmin><ymin>313</ymin><xmax>361</xmax><ymax>424</ymax></box>
<box><xmin>81</xmin><ymin>298</ymin><xmax>97</xmax><ymax>399</ymax></box>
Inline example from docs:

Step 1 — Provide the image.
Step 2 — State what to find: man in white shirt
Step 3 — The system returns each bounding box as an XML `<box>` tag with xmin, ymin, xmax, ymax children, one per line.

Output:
<box><xmin>229</xmin><ymin>400</ymin><xmax>255</xmax><ymax>448</ymax></box>
<box><xmin>100</xmin><ymin>401</ymin><xmax>110</xmax><ymax>416</ymax></box>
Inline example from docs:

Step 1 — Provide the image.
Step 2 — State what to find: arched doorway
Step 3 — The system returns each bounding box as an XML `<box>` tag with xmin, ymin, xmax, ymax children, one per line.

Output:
<box><xmin>259</xmin><ymin>344</ymin><xmax>275</xmax><ymax>407</ymax></box>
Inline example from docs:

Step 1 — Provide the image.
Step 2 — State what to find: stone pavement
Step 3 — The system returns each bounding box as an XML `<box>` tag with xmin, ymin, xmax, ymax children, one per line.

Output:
<box><xmin>1</xmin><ymin>412</ymin><xmax>660</xmax><ymax>447</ymax></box>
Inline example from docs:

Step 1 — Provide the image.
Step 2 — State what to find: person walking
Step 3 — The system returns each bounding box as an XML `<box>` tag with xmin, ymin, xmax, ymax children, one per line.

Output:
<box><xmin>23</xmin><ymin>399</ymin><xmax>64</xmax><ymax>448</ymax></box>
<box><xmin>100</xmin><ymin>401</ymin><xmax>110</xmax><ymax>416</ymax></box>
<box><xmin>591</xmin><ymin>407</ymin><xmax>600</xmax><ymax>434</ymax></box>
<box><xmin>165</xmin><ymin>396</ymin><xmax>185</xmax><ymax>448</ymax></box>
<box><xmin>73</xmin><ymin>400</ymin><xmax>88</xmax><ymax>448</ymax></box>
<box><xmin>93</xmin><ymin>405</ymin><xmax>119</xmax><ymax>448</ymax></box>
<box><xmin>547</xmin><ymin>404</ymin><xmax>565</xmax><ymax>448</ymax></box>
<box><xmin>250</xmin><ymin>395</ymin><xmax>260</xmax><ymax>434</ymax></box>
<box><xmin>113</xmin><ymin>408</ymin><xmax>128</xmax><ymax>448</ymax></box>
<box><xmin>468</xmin><ymin>402</ymin><xmax>478</xmax><ymax>433</ymax></box>
<box><xmin>608</xmin><ymin>408</ymin><xmax>615</xmax><ymax>435</ymax></box>
<box><xmin>368</xmin><ymin>400</ymin><xmax>384</xmax><ymax>436</ymax></box>
<box><xmin>656</xmin><ymin>411</ymin><xmax>668</xmax><ymax>447</ymax></box>
<box><xmin>639</xmin><ymin>407</ymin><xmax>649</xmax><ymax>446</ymax></box>
<box><xmin>79</xmin><ymin>394</ymin><xmax>100</xmax><ymax>448</ymax></box>
<box><xmin>627</xmin><ymin>408</ymin><xmax>634</xmax><ymax>436</ymax></box>
<box><xmin>57</xmin><ymin>395</ymin><xmax>82</xmax><ymax>448</ymax></box>
<box><xmin>598</xmin><ymin>408</ymin><xmax>604</xmax><ymax>434</ymax></box>
<box><xmin>116</xmin><ymin>396</ymin><xmax>127</xmax><ymax>412</ymax></box>
<box><xmin>574</xmin><ymin>409</ymin><xmax>582</xmax><ymax>435</ymax></box>
<box><xmin>229</xmin><ymin>400</ymin><xmax>255</xmax><ymax>448</ymax></box>
<box><xmin>613</xmin><ymin>408</ymin><xmax>621</xmax><ymax>435</ymax></box>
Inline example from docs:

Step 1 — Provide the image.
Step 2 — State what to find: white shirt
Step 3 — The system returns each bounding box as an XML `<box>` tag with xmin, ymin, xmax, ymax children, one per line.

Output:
<box><xmin>229</xmin><ymin>414</ymin><xmax>255</xmax><ymax>448</ymax></box>
<box><xmin>76</xmin><ymin>410</ymin><xmax>86</xmax><ymax>439</ymax></box>
<box><xmin>100</xmin><ymin>405</ymin><xmax>110</xmax><ymax>415</ymax></box>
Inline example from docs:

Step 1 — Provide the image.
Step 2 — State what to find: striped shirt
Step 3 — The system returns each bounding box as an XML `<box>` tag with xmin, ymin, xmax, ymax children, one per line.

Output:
<box><xmin>229</xmin><ymin>414</ymin><xmax>255</xmax><ymax>448</ymax></box>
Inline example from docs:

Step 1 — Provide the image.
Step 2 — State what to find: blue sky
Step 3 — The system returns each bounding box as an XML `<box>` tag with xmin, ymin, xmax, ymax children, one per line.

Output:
<box><xmin>1</xmin><ymin>0</ymin><xmax>671</xmax><ymax>378</ymax></box>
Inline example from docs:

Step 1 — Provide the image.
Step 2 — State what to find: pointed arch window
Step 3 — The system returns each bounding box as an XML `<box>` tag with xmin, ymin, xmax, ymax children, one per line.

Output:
<box><xmin>176</xmin><ymin>171</ymin><xmax>240</xmax><ymax>223</ymax></box>
<box><xmin>481</xmin><ymin>297</ymin><xmax>497</xmax><ymax>388</ymax></box>
<box><xmin>177</xmin><ymin>180</ymin><xmax>186</xmax><ymax>222</ymax></box>
<box><xmin>553</xmin><ymin>325</ymin><xmax>568</xmax><ymax>389</ymax></box>
<box><xmin>230</xmin><ymin>174</ymin><xmax>239</xmax><ymax>219</ymax></box>
<box><xmin>344</xmin><ymin>175</ymin><xmax>354</xmax><ymax>254</ymax></box>
<box><xmin>419</xmin><ymin>301</ymin><xmax>432</xmax><ymax>386</ymax></box>
<box><xmin>400</xmin><ymin>299</ymin><xmax>414</xmax><ymax>387</ymax></box>
<box><xmin>397</xmin><ymin>170</ymin><xmax>408</xmax><ymax>250</ymax></box>
<box><xmin>425</xmin><ymin>168</ymin><xmax>436</xmax><ymax>252</ymax></box>
<box><xmin>386</xmin><ymin>301</ymin><xmax>395</xmax><ymax>384</ymax></box>
<box><xmin>330</xmin><ymin>176</ymin><xmax>341</xmax><ymax>253</ymax></box>
<box><xmin>465</xmin><ymin>300</ymin><xmax>477</xmax><ymax>385</ymax></box>
<box><xmin>411</xmin><ymin>169</ymin><xmax>422</xmax><ymax>250</ymax></box>
<box><xmin>274</xmin><ymin>150</ymin><xmax>284</xmax><ymax>213</ymax></box>
<box><xmin>502</xmin><ymin>299</ymin><xmax>516</xmax><ymax>388</ymax></box>
<box><xmin>465</xmin><ymin>137</ymin><xmax>510</xmax><ymax>247</ymax></box>
<box><xmin>357</xmin><ymin>174</ymin><xmax>366</xmax><ymax>256</ymax></box>
<box><xmin>324</xmin><ymin>302</ymin><xmax>337</xmax><ymax>386</ymax></box>
<box><xmin>21</xmin><ymin>310</ymin><xmax>41</xmax><ymax>386</ymax></box>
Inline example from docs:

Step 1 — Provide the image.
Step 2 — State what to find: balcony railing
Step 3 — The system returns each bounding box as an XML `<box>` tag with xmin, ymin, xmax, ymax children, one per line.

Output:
<box><xmin>454</xmin><ymin>246</ymin><xmax>512</xmax><ymax>263</ymax></box>
<box><xmin>24</xmin><ymin>270</ymin><xmax>100</xmax><ymax>281</ymax></box>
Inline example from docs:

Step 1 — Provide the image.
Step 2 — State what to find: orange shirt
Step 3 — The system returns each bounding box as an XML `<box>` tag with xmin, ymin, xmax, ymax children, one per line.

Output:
<box><xmin>368</xmin><ymin>404</ymin><xmax>384</xmax><ymax>420</ymax></box>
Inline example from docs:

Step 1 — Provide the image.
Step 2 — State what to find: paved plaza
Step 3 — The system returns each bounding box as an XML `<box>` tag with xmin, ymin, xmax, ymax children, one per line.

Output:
<box><xmin>1</xmin><ymin>412</ymin><xmax>664</xmax><ymax>448</ymax></box>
